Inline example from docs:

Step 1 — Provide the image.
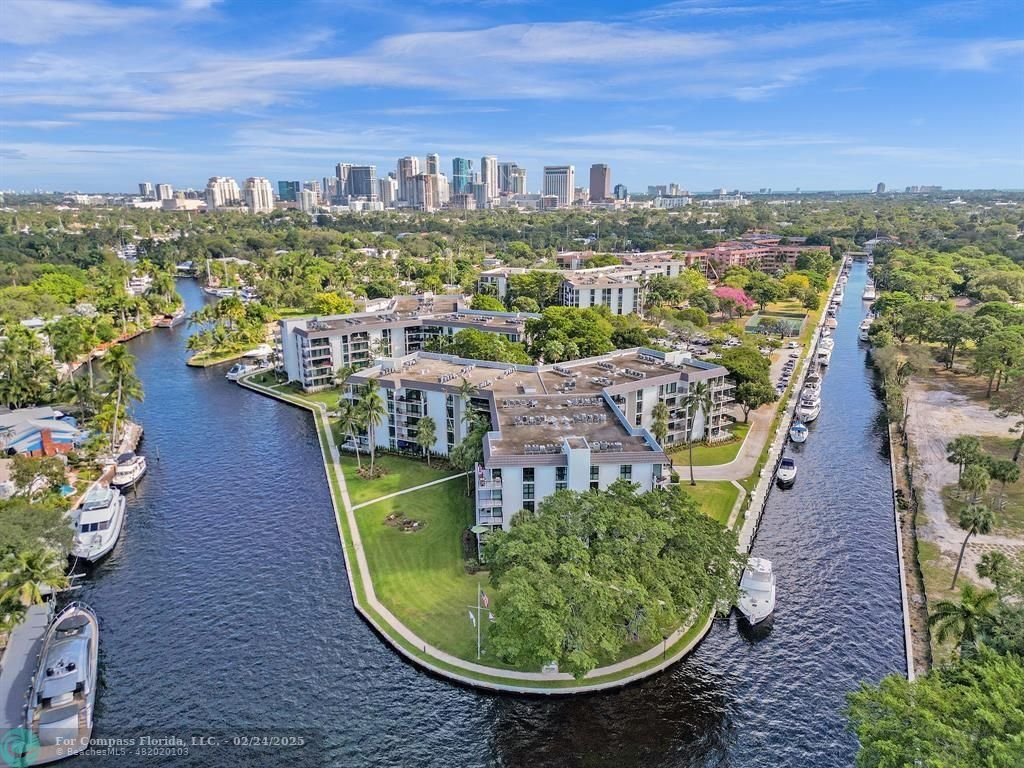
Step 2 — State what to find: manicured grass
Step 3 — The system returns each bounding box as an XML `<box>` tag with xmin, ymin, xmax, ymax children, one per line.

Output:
<box><xmin>355</xmin><ymin>482</ymin><xmax>487</xmax><ymax>660</ymax></box>
<box><xmin>341</xmin><ymin>453</ymin><xmax>458</xmax><ymax>506</ymax></box>
<box><xmin>266</xmin><ymin>382</ymin><xmax>342</xmax><ymax>408</ymax></box>
<box><xmin>681</xmin><ymin>480</ymin><xmax>740</xmax><ymax>526</ymax></box>
<box><xmin>672</xmin><ymin>421</ymin><xmax>752</xmax><ymax>466</ymax></box>
<box><xmin>917</xmin><ymin>537</ymin><xmax>976</xmax><ymax>663</ymax></box>
<box><xmin>186</xmin><ymin>347</ymin><xmax>248</xmax><ymax>367</ymax></box>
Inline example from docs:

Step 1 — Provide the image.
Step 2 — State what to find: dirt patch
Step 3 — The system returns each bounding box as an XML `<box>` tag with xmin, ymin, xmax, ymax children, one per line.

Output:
<box><xmin>358</xmin><ymin>465</ymin><xmax>390</xmax><ymax>480</ymax></box>
<box><xmin>384</xmin><ymin>512</ymin><xmax>424</xmax><ymax>532</ymax></box>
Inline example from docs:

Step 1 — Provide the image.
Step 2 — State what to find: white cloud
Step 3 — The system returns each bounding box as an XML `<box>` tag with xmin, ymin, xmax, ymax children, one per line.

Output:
<box><xmin>0</xmin><ymin>1</ymin><xmax>157</xmax><ymax>45</ymax></box>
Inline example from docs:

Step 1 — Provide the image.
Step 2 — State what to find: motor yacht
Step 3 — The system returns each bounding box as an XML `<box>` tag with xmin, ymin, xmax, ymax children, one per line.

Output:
<box><xmin>24</xmin><ymin>602</ymin><xmax>99</xmax><ymax>763</ymax></box>
<box><xmin>789</xmin><ymin>421</ymin><xmax>808</xmax><ymax>443</ymax></box>
<box><xmin>737</xmin><ymin>558</ymin><xmax>776</xmax><ymax>625</ymax></box>
<box><xmin>859</xmin><ymin>317</ymin><xmax>874</xmax><ymax>342</ymax></box>
<box><xmin>796</xmin><ymin>393</ymin><xmax>822</xmax><ymax>422</ymax></box>
<box><xmin>816</xmin><ymin>346</ymin><xmax>833</xmax><ymax>366</ymax></box>
<box><xmin>111</xmin><ymin>451</ymin><xmax>146</xmax><ymax>489</ymax></box>
<box><xmin>225</xmin><ymin>362</ymin><xmax>260</xmax><ymax>381</ymax></box>
<box><xmin>862</xmin><ymin>282</ymin><xmax>877</xmax><ymax>301</ymax></box>
<box><xmin>155</xmin><ymin>308</ymin><xmax>185</xmax><ymax>328</ymax></box>
<box><xmin>71</xmin><ymin>485</ymin><xmax>126</xmax><ymax>563</ymax></box>
<box><xmin>776</xmin><ymin>456</ymin><xmax>797</xmax><ymax>486</ymax></box>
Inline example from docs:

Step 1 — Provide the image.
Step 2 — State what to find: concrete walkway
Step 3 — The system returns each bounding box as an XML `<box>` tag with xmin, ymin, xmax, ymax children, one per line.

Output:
<box><xmin>239</xmin><ymin>376</ymin><xmax>720</xmax><ymax>694</ymax></box>
<box><xmin>351</xmin><ymin>472</ymin><xmax>468</xmax><ymax>511</ymax></box>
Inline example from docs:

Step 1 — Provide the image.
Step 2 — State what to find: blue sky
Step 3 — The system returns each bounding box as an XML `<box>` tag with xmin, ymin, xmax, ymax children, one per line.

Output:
<box><xmin>1</xmin><ymin>0</ymin><xmax>1022</xmax><ymax>192</ymax></box>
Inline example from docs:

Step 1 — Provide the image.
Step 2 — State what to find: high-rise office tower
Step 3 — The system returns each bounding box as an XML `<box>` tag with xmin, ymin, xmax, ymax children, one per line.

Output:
<box><xmin>480</xmin><ymin>156</ymin><xmax>498</xmax><ymax>203</ymax></box>
<box><xmin>138</xmin><ymin>182</ymin><xmax>155</xmax><ymax>198</ymax></box>
<box><xmin>543</xmin><ymin>166</ymin><xmax>575</xmax><ymax>207</ymax></box>
<box><xmin>205</xmin><ymin>176</ymin><xmax>241</xmax><ymax>209</ymax></box>
<box><xmin>509</xmin><ymin>167</ymin><xmax>527</xmax><ymax>195</ymax></box>
<box><xmin>497</xmin><ymin>162</ymin><xmax>519</xmax><ymax>194</ymax></box>
<box><xmin>155</xmin><ymin>183</ymin><xmax>173</xmax><ymax>200</ymax></box>
<box><xmin>349</xmin><ymin>166</ymin><xmax>377</xmax><ymax>199</ymax></box>
<box><xmin>589</xmin><ymin>164</ymin><xmax>611</xmax><ymax>202</ymax></box>
<box><xmin>397</xmin><ymin>156</ymin><xmax>420</xmax><ymax>202</ymax></box>
<box><xmin>277</xmin><ymin>180</ymin><xmax>300</xmax><ymax>202</ymax></box>
<box><xmin>426</xmin><ymin>153</ymin><xmax>440</xmax><ymax>175</ymax></box>
<box><xmin>876</xmin><ymin>182</ymin><xmax>886</xmax><ymax>194</ymax></box>
<box><xmin>244</xmin><ymin>177</ymin><xmax>275</xmax><ymax>213</ymax></box>
<box><xmin>303</xmin><ymin>180</ymin><xmax>321</xmax><ymax>204</ymax></box>
<box><xmin>452</xmin><ymin>157</ymin><xmax>473</xmax><ymax>195</ymax></box>
<box><xmin>471</xmin><ymin>181</ymin><xmax>489</xmax><ymax>210</ymax></box>
<box><xmin>334</xmin><ymin>163</ymin><xmax>352</xmax><ymax>197</ymax></box>
<box><xmin>613</xmin><ymin>184</ymin><xmax>628</xmax><ymax>200</ymax></box>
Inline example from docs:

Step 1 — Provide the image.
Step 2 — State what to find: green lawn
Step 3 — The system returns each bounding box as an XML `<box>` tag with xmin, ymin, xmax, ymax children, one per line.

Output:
<box><xmin>672</xmin><ymin>421</ymin><xmax>751</xmax><ymax>466</ymax></box>
<box><xmin>355</xmin><ymin>481</ymin><xmax>490</xmax><ymax>660</ymax></box>
<box><xmin>341</xmin><ymin>453</ymin><xmax>458</xmax><ymax>506</ymax></box>
<box><xmin>681</xmin><ymin>480</ymin><xmax>740</xmax><ymax>526</ymax></box>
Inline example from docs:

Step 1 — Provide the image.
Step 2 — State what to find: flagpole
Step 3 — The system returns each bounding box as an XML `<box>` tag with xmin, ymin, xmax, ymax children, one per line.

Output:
<box><xmin>476</xmin><ymin>580</ymin><xmax>482</xmax><ymax>660</ymax></box>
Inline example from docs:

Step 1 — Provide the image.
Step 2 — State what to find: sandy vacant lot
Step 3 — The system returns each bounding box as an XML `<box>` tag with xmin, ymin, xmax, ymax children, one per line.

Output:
<box><xmin>905</xmin><ymin>377</ymin><xmax>1023</xmax><ymax>583</ymax></box>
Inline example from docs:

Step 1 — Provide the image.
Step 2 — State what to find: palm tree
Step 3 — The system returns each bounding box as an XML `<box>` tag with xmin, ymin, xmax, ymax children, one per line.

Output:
<box><xmin>359</xmin><ymin>383</ymin><xmax>387</xmax><ymax>475</ymax></box>
<box><xmin>0</xmin><ymin>548</ymin><xmax>69</xmax><ymax>607</ymax></box>
<box><xmin>976</xmin><ymin>551</ymin><xmax>1012</xmax><ymax>599</ymax></box>
<box><xmin>62</xmin><ymin>375</ymin><xmax>101</xmax><ymax>421</ymax></box>
<box><xmin>103</xmin><ymin>344</ymin><xmax>140</xmax><ymax>453</ymax></box>
<box><xmin>951</xmin><ymin>504</ymin><xmax>996</xmax><ymax>588</ymax></box>
<box><xmin>928</xmin><ymin>584</ymin><xmax>997</xmax><ymax>657</ymax></box>
<box><xmin>946</xmin><ymin>435</ymin><xmax>981</xmax><ymax>482</ymax></box>
<box><xmin>415</xmin><ymin>415</ymin><xmax>437</xmax><ymax>466</ymax></box>
<box><xmin>336</xmin><ymin>398</ymin><xmax>364</xmax><ymax>470</ymax></box>
<box><xmin>959</xmin><ymin>463</ymin><xmax>990</xmax><ymax>504</ymax></box>
<box><xmin>651</xmin><ymin>401</ymin><xmax>669</xmax><ymax>448</ymax></box>
<box><xmin>458</xmin><ymin>377</ymin><xmax>477</xmax><ymax>425</ymax></box>
<box><xmin>681</xmin><ymin>380</ymin><xmax>713</xmax><ymax>486</ymax></box>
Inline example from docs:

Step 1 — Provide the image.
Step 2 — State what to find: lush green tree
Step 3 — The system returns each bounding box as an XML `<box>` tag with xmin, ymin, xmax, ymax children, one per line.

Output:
<box><xmin>974</xmin><ymin>329</ymin><xmax>1024</xmax><ymax>397</ymax></box>
<box><xmin>526</xmin><ymin>307</ymin><xmax>614</xmax><ymax>361</ymax></box>
<box><xmin>946</xmin><ymin>435</ymin><xmax>982</xmax><ymax>482</ymax></box>
<box><xmin>736</xmin><ymin>381</ymin><xmax>776</xmax><ymax>422</ymax></box>
<box><xmin>959</xmin><ymin>464</ymin><xmax>991</xmax><ymax>504</ymax></box>
<box><xmin>309</xmin><ymin>291</ymin><xmax>355</xmax><ymax>316</ymax></box>
<box><xmin>651</xmin><ymin>401</ymin><xmax>669</xmax><ymax>447</ymax></box>
<box><xmin>936</xmin><ymin>313</ymin><xmax>974</xmax><ymax>369</ymax></box>
<box><xmin>989</xmin><ymin>459</ymin><xmax>1021</xmax><ymax>511</ymax></box>
<box><xmin>719</xmin><ymin>345</ymin><xmax>771</xmax><ymax>388</ymax></box>
<box><xmin>470</xmin><ymin>294</ymin><xmax>506</xmax><ymax>312</ymax></box>
<box><xmin>745</xmin><ymin>273</ymin><xmax>784</xmax><ymax>310</ymax></box>
<box><xmin>0</xmin><ymin>498</ymin><xmax>72</xmax><ymax>556</ymax></box>
<box><xmin>676</xmin><ymin>307</ymin><xmax>708</xmax><ymax>327</ymax></box>
<box><xmin>847</xmin><ymin>647</ymin><xmax>1024</xmax><ymax>768</ymax></box>
<box><xmin>484</xmin><ymin>483</ymin><xmax>742</xmax><ymax>678</ymax></box>
<box><xmin>991</xmin><ymin>377</ymin><xmax>1024</xmax><ymax>462</ymax></box>
<box><xmin>510</xmin><ymin>296</ymin><xmax>540</xmax><ymax>314</ymax></box>
<box><xmin>358</xmin><ymin>383</ymin><xmax>387</xmax><ymax>475</ymax></box>
<box><xmin>929</xmin><ymin>584</ymin><xmax>999</xmax><ymax>656</ymax></box>
<box><xmin>426</xmin><ymin>328</ymin><xmax>531</xmax><ymax>364</ymax></box>
<box><xmin>415</xmin><ymin>415</ymin><xmax>437</xmax><ymax>465</ymax></box>
<box><xmin>681</xmin><ymin>381</ymin><xmax>714</xmax><ymax>486</ymax></box>
<box><xmin>336</xmin><ymin>398</ymin><xmax>364</xmax><ymax>470</ymax></box>
<box><xmin>0</xmin><ymin>547</ymin><xmax>69</xmax><ymax>607</ymax></box>
<box><xmin>952</xmin><ymin>503</ymin><xmax>995</xmax><ymax>588</ymax></box>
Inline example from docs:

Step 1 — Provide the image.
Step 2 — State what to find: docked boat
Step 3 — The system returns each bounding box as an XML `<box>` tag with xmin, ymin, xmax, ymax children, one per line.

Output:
<box><xmin>862</xmin><ymin>282</ymin><xmax>876</xmax><ymax>301</ymax></box>
<box><xmin>776</xmin><ymin>456</ymin><xmax>797</xmax><ymax>486</ymax></box>
<box><xmin>226</xmin><ymin>362</ymin><xmax>260</xmax><ymax>381</ymax></box>
<box><xmin>826</xmin><ymin>317</ymin><xmax>838</xmax><ymax>329</ymax></box>
<box><xmin>155</xmin><ymin>308</ymin><xmax>186</xmax><ymax>328</ymax></box>
<box><xmin>737</xmin><ymin>557</ymin><xmax>776</xmax><ymax>625</ymax></box>
<box><xmin>24</xmin><ymin>602</ymin><xmax>99</xmax><ymax>764</ymax></box>
<box><xmin>816</xmin><ymin>346</ymin><xmax>833</xmax><ymax>366</ymax></box>
<box><xmin>796</xmin><ymin>393</ymin><xmax>822</xmax><ymax>422</ymax></box>
<box><xmin>859</xmin><ymin>318</ymin><xmax>873</xmax><ymax>342</ymax></box>
<box><xmin>71</xmin><ymin>485</ymin><xmax>126</xmax><ymax>563</ymax></box>
<box><xmin>111</xmin><ymin>451</ymin><xmax>147</xmax><ymax>489</ymax></box>
<box><xmin>789</xmin><ymin>421</ymin><xmax>808</xmax><ymax>443</ymax></box>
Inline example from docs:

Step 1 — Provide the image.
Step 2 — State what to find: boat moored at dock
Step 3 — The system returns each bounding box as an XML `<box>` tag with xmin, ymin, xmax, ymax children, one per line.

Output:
<box><xmin>796</xmin><ymin>393</ymin><xmax>822</xmax><ymax>422</ymax></box>
<box><xmin>226</xmin><ymin>362</ymin><xmax>261</xmax><ymax>381</ymax></box>
<box><xmin>71</xmin><ymin>485</ymin><xmax>126</xmax><ymax>563</ymax></box>
<box><xmin>155</xmin><ymin>309</ymin><xmax>186</xmax><ymax>328</ymax></box>
<box><xmin>789</xmin><ymin>421</ymin><xmax>808</xmax><ymax>443</ymax></box>
<box><xmin>862</xmin><ymin>282</ymin><xmax>876</xmax><ymax>301</ymax></box>
<box><xmin>24</xmin><ymin>602</ymin><xmax>99</xmax><ymax>764</ymax></box>
<box><xmin>737</xmin><ymin>558</ymin><xmax>776</xmax><ymax>625</ymax></box>
<box><xmin>776</xmin><ymin>456</ymin><xmax>797</xmax><ymax>487</ymax></box>
<box><xmin>111</xmin><ymin>452</ymin><xmax>147</xmax><ymax>489</ymax></box>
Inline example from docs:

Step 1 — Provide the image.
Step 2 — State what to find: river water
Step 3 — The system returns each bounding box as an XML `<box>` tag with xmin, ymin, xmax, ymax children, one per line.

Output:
<box><xmin>77</xmin><ymin>263</ymin><xmax>903</xmax><ymax>767</ymax></box>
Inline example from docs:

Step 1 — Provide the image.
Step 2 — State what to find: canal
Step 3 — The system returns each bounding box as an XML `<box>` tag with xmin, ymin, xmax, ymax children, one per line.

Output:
<box><xmin>78</xmin><ymin>263</ymin><xmax>903</xmax><ymax>767</ymax></box>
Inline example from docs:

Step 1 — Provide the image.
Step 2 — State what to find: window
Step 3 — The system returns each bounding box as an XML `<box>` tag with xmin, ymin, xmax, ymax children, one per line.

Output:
<box><xmin>523</xmin><ymin>468</ymin><xmax>534</xmax><ymax>482</ymax></box>
<box><xmin>590</xmin><ymin>464</ymin><xmax>600</xmax><ymax>491</ymax></box>
<box><xmin>523</xmin><ymin>466</ymin><xmax>535</xmax><ymax>500</ymax></box>
<box><xmin>556</xmin><ymin>466</ymin><xmax>567</xmax><ymax>491</ymax></box>
<box><xmin>619</xmin><ymin>464</ymin><xmax>632</xmax><ymax>480</ymax></box>
<box><xmin>523</xmin><ymin>500</ymin><xmax>535</xmax><ymax>513</ymax></box>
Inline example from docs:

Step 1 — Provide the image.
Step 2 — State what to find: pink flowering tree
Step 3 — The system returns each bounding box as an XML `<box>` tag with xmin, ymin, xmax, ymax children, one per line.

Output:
<box><xmin>713</xmin><ymin>286</ymin><xmax>755</xmax><ymax>318</ymax></box>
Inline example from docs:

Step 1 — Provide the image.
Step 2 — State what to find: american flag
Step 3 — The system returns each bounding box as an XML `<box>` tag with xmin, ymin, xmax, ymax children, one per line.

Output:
<box><xmin>480</xmin><ymin>590</ymin><xmax>490</xmax><ymax>609</ymax></box>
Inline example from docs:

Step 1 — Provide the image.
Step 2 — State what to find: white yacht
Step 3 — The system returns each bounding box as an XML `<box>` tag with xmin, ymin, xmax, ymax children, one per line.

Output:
<box><xmin>776</xmin><ymin>456</ymin><xmax>797</xmax><ymax>486</ymax></box>
<box><xmin>225</xmin><ymin>362</ymin><xmax>259</xmax><ymax>381</ymax></box>
<box><xmin>816</xmin><ymin>346</ymin><xmax>833</xmax><ymax>366</ymax></box>
<box><xmin>738</xmin><ymin>558</ymin><xmax>776</xmax><ymax>625</ymax></box>
<box><xmin>24</xmin><ymin>602</ymin><xmax>99</xmax><ymax>763</ymax></box>
<box><xmin>71</xmin><ymin>485</ymin><xmax>126</xmax><ymax>563</ymax></box>
<box><xmin>863</xmin><ymin>282</ymin><xmax>877</xmax><ymax>301</ymax></box>
<box><xmin>796</xmin><ymin>393</ymin><xmax>822</xmax><ymax>422</ymax></box>
<box><xmin>789</xmin><ymin>421</ymin><xmax>808</xmax><ymax>443</ymax></box>
<box><xmin>111</xmin><ymin>452</ymin><xmax>146</xmax><ymax>489</ymax></box>
<box><xmin>859</xmin><ymin>317</ymin><xmax>874</xmax><ymax>342</ymax></box>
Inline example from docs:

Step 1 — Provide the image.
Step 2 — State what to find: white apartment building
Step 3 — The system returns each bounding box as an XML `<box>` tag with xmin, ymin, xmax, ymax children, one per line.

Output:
<box><xmin>205</xmin><ymin>176</ymin><xmax>241</xmax><ymax>209</ymax></box>
<box><xmin>347</xmin><ymin>347</ymin><xmax>733</xmax><ymax>536</ymax></box>
<box><xmin>278</xmin><ymin>294</ymin><xmax>538</xmax><ymax>391</ymax></box>
<box><xmin>155</xmin><ymin>183</ymin><xmax>173</xmax><ymax>200</ymax></box>
<box><xmin>298</xmin><ymin>189</ymin><xmax>317</xmax><ymax>213</ymax></box>
<box><xmin>543</xmin><ymin>165</ymin><xmax>575</xmax><ymax>207</ymax></box>
<box><xmin>244</xmin><ymin>177</ymin><xmax>275</xmax><ymax>213</ymax></box>
<box><xmin>480</xmin><ymin>156</ymin><xmax>498</xmax><ymax>204</ymax></box>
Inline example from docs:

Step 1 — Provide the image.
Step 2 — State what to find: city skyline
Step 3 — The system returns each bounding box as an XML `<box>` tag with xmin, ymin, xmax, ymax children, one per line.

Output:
<box><xmin>1</xmin><ymin>0</ymin><xmax>1023</xmax><ymax>191</ymax></box>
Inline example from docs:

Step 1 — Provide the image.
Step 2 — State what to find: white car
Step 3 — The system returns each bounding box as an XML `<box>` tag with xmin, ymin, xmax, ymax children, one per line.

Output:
<box><xmin>786</xmin><ymin>341</ymin><xmax>799</xmax><ymax>349</ymax></box>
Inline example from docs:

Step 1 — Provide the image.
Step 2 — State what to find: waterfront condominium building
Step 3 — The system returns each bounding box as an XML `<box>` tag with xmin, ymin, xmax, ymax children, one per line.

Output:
<box><xmin>155</xmin><ymin>183</ymin><xmax>173</xmax><ymax>200</ymax></box>
<box><xmin>396</xmin><ymin>156</ymin><xmax>420</xmax><ymax>203</ymax></box>
<box><xmin>347</xmin><ymin>347</ymin><xmax>732</xmax><ymax>537</ymax></box>
<box><xmin>451</xmin><ymin>157</ymin><xmax>473</xmax><ymax>195</ymax></box>
<box><xmin>349</xmin><ymin>165</ymin><xmax>377</xmax><ymax>200</ymax></box>
<box><xmin>480</xmin><ymin>155</ymin><xmax>498</xmax><ymax>204</ymax></box>
<box><xmin>543</xmin><ymin>166</ymin><xmax>575</xmax><ymax>207</ymax></box>
<box><xmin>278</xmin><ymin>294</ymin><xmax>537</xmax><ymax>391</ymax></box>
<box><xmin>589</xmin><ymin>164</ymin><xmax>611</xmax><ymax>202</ymax></box>
<box><xmin>243</xmin><ymin>177</ymin><xmax>275</xmax><ymax>213</ymax></box>
<box><xmin>205</xmin><ymin>176</ymin><xmax>241</xmax><ymax>209</ymax></box>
